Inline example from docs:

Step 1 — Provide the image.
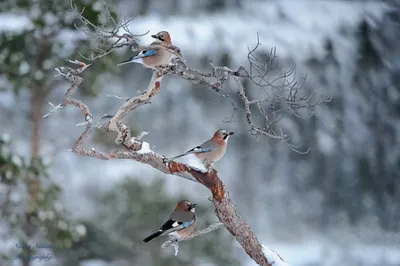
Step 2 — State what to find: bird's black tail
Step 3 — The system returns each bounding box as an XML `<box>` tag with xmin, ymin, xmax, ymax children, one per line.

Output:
<box><xmin>115</xmin><ymin>56</ymin><xmax>135</xmax><ymax>67</ymax></box>
<box><xmin>143</xmin><ymin>230</ymin><xmax>163</xmax><ymax>242</ymax></box>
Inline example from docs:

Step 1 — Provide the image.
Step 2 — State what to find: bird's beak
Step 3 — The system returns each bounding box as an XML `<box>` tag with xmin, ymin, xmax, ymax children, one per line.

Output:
<box><xmin>228</xmin><ymin>132</ymin><xmax>234</xmax><ymax>136</ymax></box>
<box><xmin>191</xmin><ymin>203</ymin><xmax>198</xmax><ymax>208</ymax></box>
<box><xmin>151</xmin><ymin>34</ymin><xmax>158</xmax><ymax>39</ymax></box>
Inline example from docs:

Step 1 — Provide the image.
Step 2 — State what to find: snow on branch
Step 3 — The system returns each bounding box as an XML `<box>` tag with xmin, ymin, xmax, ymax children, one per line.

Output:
<box><xmin>261</xmin><ymin>244</ymin><xmax>290</xmax><ymax>266</ymax></box>
<box><xmin>161</xmin><ymin>222</ymin><xmax>224</xmax><ymax>256</ymax></box>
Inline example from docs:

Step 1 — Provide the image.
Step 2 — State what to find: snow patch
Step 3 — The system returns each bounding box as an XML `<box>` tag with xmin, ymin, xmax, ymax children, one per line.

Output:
<box><xmin>0</xmin><ymin>14</ymin><xmax>33</xmax><ymax>32</ymax></box>
<box><xmin>261</xmin><ymin>244</ymin><xmax>291</xmax><ymax>266</ymax></box>
<box><xmin>137</xmin><ymin>141</ymin><xmax>152</xmax><ymax>154</ymax></box>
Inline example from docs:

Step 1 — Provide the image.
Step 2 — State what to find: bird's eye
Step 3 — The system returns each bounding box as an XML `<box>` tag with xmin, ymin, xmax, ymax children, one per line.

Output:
<box><xmin>142</xmin><ymin>50</ymin><xmax>147</xmax><ymax>54</ymax></box>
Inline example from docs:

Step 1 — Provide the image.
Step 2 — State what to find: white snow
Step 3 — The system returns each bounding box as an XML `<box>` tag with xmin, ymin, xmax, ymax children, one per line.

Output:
<box><xmin>262</xmin><ymin>244</ymin><xmax>291</xmax><ymax>266</ymax></box>
<box><xmin>0</xmin><ymin>14</ymin><xmax>33</xmax><ymax>32</ymax></box>
<box><xmin>256</xmin><ymin>236</ymin><xmax>400</xmax><ymax>266</ymax></box>
<box><xmin>136</xmin><ymin>141</ymin><xmax>153</xmax><ymax>154</ymax></box>
<box><xmin>180</xmin><ymin>154</ymin><xmax>208</xmax><ymax>172</ymax></box>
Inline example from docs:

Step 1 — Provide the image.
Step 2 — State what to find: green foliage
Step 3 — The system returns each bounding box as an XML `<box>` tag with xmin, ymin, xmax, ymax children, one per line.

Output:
<box><xmin>356</xmin><ymin>19</ymin><xmax>382</xmax><ymax>70</ymax></box>
<box><xmin>205</xmin><ymin>0</ymin><xmax>227</xmax><ymax>12</ymax></box>
<box><xmin>0</xmin><ymin>135</ymin><xmax>22</xmax><ymax>184</ymax></box>
<box><xmin>0</xmin><ymin>0</ymin><xmax>119</xmax><ymax>96</ymax></box>
<box><xmin>56</xmin><ymin>177</ymin><xmax>241</xmax><ymax>266</ymax></box>
<box><xmin>0</xmin><ymin>134</ymin><xmax>86</xmax><ymax>265</ymax></box>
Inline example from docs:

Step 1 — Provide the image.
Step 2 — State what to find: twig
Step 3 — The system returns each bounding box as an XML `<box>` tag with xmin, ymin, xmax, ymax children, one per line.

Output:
<box><xmin>161</xmin><ymin>222</ymin><xmax>224</xmax><ymax>256</ymax></box>
<box><xmin>106</xmin><ymin>93</ymin><xmax>130</xmax><ymax>101</ymax></box>
<box><xmin>43</xmin><ymin>103</ymin><xmax>63</xmax><ymax>118</ymax></box>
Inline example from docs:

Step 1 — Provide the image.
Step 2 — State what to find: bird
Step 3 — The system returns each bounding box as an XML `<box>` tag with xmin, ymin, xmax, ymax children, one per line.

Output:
<box><xmin>164</xmin><ymin>129</ymin><xmax>234</xmax><ymax>167</ymax></box>
<box><xmin>143</xmin><ymin>200</ymin><xmax>197</xmax><ymax>242</ymax></box>
<box><xmin>115</xmin><ymin>31</ymin><xmax>172</xmax><ymax>69</ymax></box>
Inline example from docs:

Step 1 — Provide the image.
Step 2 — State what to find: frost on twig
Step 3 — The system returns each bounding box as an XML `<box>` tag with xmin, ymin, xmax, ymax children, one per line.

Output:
<box><xmin>161</xmin><ymin>222</ymin><xmax>224</xmax><ymax>256</ymax></box>
<box><xmin>106</xmin><ymin>93</ymin><xmax>130</xmax><ymax>101</ymax></box>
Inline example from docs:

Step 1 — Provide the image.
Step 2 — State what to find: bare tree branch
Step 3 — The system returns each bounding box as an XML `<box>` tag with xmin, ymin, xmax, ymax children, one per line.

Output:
<box><xmin>45</xmin><ymin>59</ymin><xmax>275</xmax><ymax>265</ymax></box>
<box><xmin>43</xmin><ymin>5</ymin><xmax>330</xmax><ymax>265</ymax></box>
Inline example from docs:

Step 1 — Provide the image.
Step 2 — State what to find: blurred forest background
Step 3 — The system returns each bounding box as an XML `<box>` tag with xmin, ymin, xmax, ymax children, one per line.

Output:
<box><xmin>0</xmin><ymin>0</ymin><xmax>400</xmax><ymax>266</ymax></box>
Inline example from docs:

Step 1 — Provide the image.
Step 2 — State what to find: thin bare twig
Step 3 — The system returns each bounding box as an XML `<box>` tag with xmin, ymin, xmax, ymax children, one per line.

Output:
<box><xmin>161</xmin><ymin>222</ymin><xmax>224</xmax><ymax>256</ymax></box>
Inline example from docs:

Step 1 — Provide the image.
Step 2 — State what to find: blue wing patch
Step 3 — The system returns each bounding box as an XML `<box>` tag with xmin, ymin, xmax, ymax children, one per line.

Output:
<box><xmin>182</xmin><ymin>221</ymin><xmax>193</xmax><ymax>228</ymax></box>
<box><xmin>192</xmin><ymin>146</ymin><xmax>215</xmax><ymax>153</ymax></box>
<box><xmin>142</xmin><ymin>50</ymin><xmax>157</xmax><ymax>57</ymax></box>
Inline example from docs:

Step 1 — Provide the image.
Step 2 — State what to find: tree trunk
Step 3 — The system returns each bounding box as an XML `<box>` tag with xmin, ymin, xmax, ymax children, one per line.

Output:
<box><xmin>21</xmin><ymin>37</ymin><xmax>50</xmax><ymax>266</ymax></box>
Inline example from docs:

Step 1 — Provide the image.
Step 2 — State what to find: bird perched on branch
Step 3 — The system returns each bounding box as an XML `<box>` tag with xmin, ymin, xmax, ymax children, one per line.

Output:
<box><xmin>164</xmin><ymin>129</ymin><xmax>234</xmax><ymax>167</ymax></box>
<box><xmin>143</xmin><ymin>200</ymin><xmax>197</xmax><ymax>242</ymax></box>
<box><xmin>115</xmin><ymin>31</ymin><xmax>172</xmax><ymax>69</ymax></box>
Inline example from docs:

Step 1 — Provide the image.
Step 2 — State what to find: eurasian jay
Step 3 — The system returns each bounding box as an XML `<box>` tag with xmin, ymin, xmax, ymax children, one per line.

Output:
<box><xmin>143</xmin><ymin>200</ymin><xmax>197</xmax><ymax>242</ymax></box>
<box><xmin>164</xmin><ymin>129</ymin><xmax>234</xmax><ymax>166</ymax></box>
